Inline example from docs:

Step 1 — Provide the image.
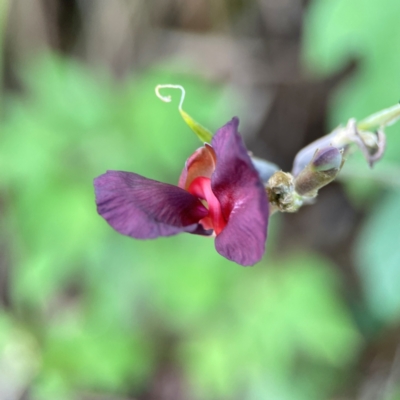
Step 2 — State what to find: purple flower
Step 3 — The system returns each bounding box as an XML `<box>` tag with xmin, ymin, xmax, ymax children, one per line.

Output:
<box><xmin>94</xmin><ymin>118</ymin><xmax>269</xmax><ymax>266</ymax></box>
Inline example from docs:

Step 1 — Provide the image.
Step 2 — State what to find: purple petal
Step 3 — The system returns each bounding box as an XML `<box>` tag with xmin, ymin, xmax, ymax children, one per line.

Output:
<box><xmin>94</xmin><ymin>171</ymin><xmax>209</xmax><ymax>239</ymax></box>
<box><xmin>211</xmin><ymin>118</ymin><xmax>269</xmax><ymax>266</ymax></box>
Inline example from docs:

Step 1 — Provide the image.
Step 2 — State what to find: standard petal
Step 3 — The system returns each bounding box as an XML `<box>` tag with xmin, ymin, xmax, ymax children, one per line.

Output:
<box><xmin>94</xmin><ymin>171</ymin><xmax>208</xmax><ymax>239</ymax></box>
<box><xmin>178</xmin><ymin>144</ymin><xmax>216</xmax><ymax>190</ymax></box>
<box><xmin>211</xmin><ymin>118</ymin><xmax>269</xmax><ymax>266</ymax></box>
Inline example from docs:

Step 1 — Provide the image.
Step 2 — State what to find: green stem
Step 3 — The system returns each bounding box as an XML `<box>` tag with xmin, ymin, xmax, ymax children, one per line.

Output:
<box><xmin>358</xmin><ymin>103</ymin><xmax>400</xmax><ymax>131</ymax></box>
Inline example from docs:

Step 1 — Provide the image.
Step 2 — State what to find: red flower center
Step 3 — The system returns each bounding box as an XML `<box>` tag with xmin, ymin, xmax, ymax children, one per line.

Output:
<box><xmin>188</xmin><ymin>176</ymin><xmax>226</xmax><ymax>235</ymax></box>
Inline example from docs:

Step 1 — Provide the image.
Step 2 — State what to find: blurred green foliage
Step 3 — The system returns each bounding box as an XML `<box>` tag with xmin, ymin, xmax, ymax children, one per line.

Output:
<box><xmin>303</xmin><ymin>0</ymin><xmax>400</xmax><ymax>200</ymax></box>
<box><xmin>356</xmin><ymin>190</ymin><xmax>400</xmax><ymax>324</ymax></box>
<box><xmin>303</xmin><ymin>0</ymin><xmax>400</xmax><ymax>145</ymax></box>
<box><xmin>1</xmin><ymin>1</ymin><xmax>399</xmax><ymax>396</ymax></box>
<box><xmin>181</xmin><ymin>254</ymin><xmax>360</xmax><ymax>399</ymax></box>
<box><xmin>0</xmin><ymin>52</ymin><xmax>363</xmax><ymax>399</ymax></box>
<box><xmin>304</xmin><ymin>0</ymin><xmax>400</xmax><ymax>347</ymax></box>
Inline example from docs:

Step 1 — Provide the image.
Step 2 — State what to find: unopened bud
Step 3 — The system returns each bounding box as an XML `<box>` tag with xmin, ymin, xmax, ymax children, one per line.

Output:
<box><xmin>292</xmin><ymin>130</ymin><xmax>339</xmax><ymax>176</ymax></box>
<box><xmin>294</xmin><ymin>147</ymin><xmax>343</xmax><ymax>196</ymax></box>
<box><xmin>311</xmin><ymin>147</ymin><xmax>343</xmax><ymax>172</ymax></box>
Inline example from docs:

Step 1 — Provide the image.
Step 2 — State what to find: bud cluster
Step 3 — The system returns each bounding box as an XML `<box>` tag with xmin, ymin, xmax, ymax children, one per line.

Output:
<box><xmin>265</xmin><ymin>147</ymin><xmax>343</xmax><ymax>214</ymax></box>
<box><xmin>259</xmin><ymin>103</ymin><xmax>398</xmax><ymax>214</ymax></box>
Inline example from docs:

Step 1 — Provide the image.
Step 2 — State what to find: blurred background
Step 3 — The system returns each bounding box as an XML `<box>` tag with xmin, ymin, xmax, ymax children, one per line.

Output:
<box><xmin>1</xmin><ymin>0</ymin><xmax>400</xmax><ymax>399</ymax></box>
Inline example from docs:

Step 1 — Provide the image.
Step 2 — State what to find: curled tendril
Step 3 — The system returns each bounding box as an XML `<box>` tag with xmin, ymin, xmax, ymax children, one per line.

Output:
<box><xmin>155</xmin><ymin>84</ymin><xmax>186</xmax><ymax>111</ymax></box>
<box><xmin>154</xmin><ymin>84</ymin><xmax>213</xmax><ymax>143</ymax></box>
<box><xmin>348</xmin><ymin>119</ymin><xmax>386</xmax><ymax>167</ymax></box>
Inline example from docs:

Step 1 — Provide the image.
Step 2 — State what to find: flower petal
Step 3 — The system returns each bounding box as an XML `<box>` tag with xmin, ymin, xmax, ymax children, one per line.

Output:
<box><xmin>178</xmin><ymin>144</ymin><xmax>216</xmax><ymax>190</ymax></box>
<box><xmin>211</xmin><ymin>118</ymin><xmax>269</xmax><ymax>266</ymax></box>
<box><xmin>94</xmin><ymin>171</ymin><xmax>209</xmax><ymax>239</ymax></box>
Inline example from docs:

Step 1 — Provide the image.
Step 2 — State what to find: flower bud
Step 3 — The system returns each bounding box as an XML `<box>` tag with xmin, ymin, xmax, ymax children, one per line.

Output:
<box><xmin>311</xmin><ymin>147</ymin><xmax>343</xmax><ymax>172</ymax></box>
<box><xmin>291</xmin><ymin>130</ymin><xmax>339</xmax><ymax>176</ymax></box>
<box><xmin>294</xmin><ymin>147</ymin><xmax>343</xmax><ymax>196</ymax></box>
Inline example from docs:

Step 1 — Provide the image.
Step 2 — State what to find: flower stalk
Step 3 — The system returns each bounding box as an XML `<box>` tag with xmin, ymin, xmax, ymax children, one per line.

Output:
<box><xmin>357</xmin><ymin>103</ymin><xmax>400</xmax><ymax>131</ymax></box>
